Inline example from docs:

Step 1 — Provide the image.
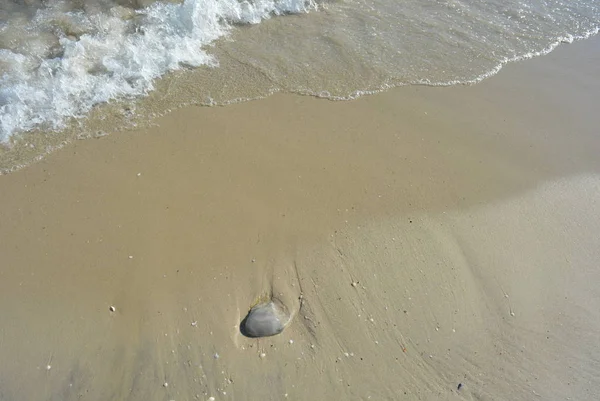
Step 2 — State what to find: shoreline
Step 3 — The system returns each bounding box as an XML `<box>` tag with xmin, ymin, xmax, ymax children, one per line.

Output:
<box><xmin>1</xmin><ymin>30</ymin><xmax>599</xmax><ymax>176</ymax></box>
<box><xmin>0</xmin><ymin>37</ymin><xmax>599</xmax><ymax>400</ymax></box>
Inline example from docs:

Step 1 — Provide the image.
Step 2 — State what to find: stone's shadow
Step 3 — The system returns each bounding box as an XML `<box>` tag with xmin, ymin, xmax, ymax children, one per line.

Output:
<box><xmin>239</xmin><ymin>314</ymin><xmax>253</xmax><ymax>338</ymax></box>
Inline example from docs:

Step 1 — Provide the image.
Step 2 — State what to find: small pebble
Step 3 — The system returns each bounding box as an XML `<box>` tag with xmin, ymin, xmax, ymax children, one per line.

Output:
<box><xmin>208</xmin><ymin>398</ymin><xmax>215</xmax><ymax>401</ymax></box>
<box><xmin>242</xmin><ymin>301</ymin><xmax>288</xmax><ymax>338</ymax></box>
<box><xmin>457</xmin><ymin>383</ymin><xmax>463</xmax><ymax>390</ymax></box>
<box><xmin>259</xmin><ymin>353</ymin><xmax>266</xmax><ymax>358</ymax></box>
<box><xmin>163</xmin><ymin>382</ymin><xmax>168</xmax><ymax>388</ymax></box>
<box><xmin>109</xmin><ymin>306</ymin><xmax>116</xmax><ymax>312</ymax></box>
<box><xmin>213</xmin><ymin>353</ymin><xmax>219</xmax><ymax>359</ymax></box>
<box><xmin>128</xmin><ymin>255</ymin><xmax>133</xmax><ymax>259</ymax></box>
<box><xmin>46</xmin><ymin>365</ymin><xmax>51</xmax><ymax>370</ymax></box>
<box><xmin>289</xmin><ymin>340</ymin><xmax>294</xmax><ymax>344</ymax></box>
<box><xmin>191</xmin><ymin>321</ymin><xmax>197</xmax><ymax>327</ymax></box>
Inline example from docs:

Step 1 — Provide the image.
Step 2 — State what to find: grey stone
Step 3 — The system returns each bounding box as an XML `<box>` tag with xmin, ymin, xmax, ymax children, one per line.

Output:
<box><xmin>241</xmin><ymin>300</ymin><xmax>290</xmax><ymax>338</ymax></box>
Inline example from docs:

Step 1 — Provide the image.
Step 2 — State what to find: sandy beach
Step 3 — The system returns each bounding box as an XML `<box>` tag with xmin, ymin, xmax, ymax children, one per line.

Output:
<box><xmin>1</xmin><ymin>35</ymin><xmax>599</xmax><ymax>401</ymax></box>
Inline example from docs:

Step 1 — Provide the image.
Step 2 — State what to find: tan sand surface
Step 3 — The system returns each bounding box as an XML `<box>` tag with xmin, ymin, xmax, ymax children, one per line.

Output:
<box><xmin>0</xmin><ymin>38</ymin><xmax>599</xmax><ymax>400</ymax></box>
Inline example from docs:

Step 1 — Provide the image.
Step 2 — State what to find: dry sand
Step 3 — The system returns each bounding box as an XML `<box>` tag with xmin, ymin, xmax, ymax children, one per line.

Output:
<box><xmin>1</xmin><ymin>37</ymin><xmax>600</xmax><ymax>401</ymax></box>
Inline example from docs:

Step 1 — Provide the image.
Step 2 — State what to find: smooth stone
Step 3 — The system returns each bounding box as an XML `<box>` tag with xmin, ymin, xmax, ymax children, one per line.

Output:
<box><xmin>241</xmin><ymin>300</ymin><xmax>290</xmax><ymax>338</ymax></box>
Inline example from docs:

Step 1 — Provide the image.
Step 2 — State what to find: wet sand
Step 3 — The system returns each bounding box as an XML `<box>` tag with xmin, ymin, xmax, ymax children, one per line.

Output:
<box><xmin>1</xmin><ymin>37</ymin><xmax>599</xmax><ymax>400</ymax></box>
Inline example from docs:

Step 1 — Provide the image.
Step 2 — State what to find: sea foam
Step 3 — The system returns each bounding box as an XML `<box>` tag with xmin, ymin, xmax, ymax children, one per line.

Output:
<box><xmin>0</xmin><ymin>0</ymin><xmax>316</xmax><ymax>142</ymax></box>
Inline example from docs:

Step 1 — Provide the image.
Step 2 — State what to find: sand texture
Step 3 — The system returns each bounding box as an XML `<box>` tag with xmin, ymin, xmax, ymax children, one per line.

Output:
<box><xmin>0</xmin><ymin>38</ymin><xmax>599</xmax><ymax>400</ymax></box>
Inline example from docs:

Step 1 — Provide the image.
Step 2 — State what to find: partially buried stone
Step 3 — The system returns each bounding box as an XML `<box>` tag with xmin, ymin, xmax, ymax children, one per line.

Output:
<box><xmin>241</xmin><ymin>300</ymin><xmax>290</xmax><ymax>338</ymax></box>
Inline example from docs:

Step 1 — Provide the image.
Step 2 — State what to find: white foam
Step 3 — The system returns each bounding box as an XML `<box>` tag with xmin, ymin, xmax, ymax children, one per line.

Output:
<box><xmin>0</xmin><ymin>0</ymin><xmax>316</xmax><ymax>142</ymax></box>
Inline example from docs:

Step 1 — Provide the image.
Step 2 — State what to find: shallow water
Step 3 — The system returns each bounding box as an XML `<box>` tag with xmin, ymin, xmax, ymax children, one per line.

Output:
<box><xmin>0</xmin><ymin>0</ymin><xmax>599</xmax><ymax>170</ymax></box>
